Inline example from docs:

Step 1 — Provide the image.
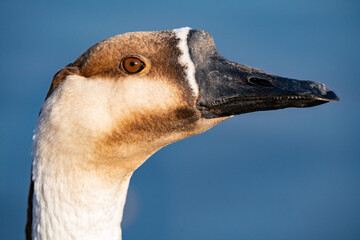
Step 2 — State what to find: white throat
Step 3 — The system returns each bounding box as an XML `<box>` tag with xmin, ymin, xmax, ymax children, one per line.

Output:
<box><xmin>30</xmin><ymin>77</ymin><xmax>154</xmax><ymax>240</ymax></box>
<box><xmin>32</xmin><ymin>161</ymin><xmax>131</xmax><ymax>240</ymax></box>
<box><xmin>32</xmin><ymin>126</ymin><xmax>133</xmax><ymax>240</ymax></box>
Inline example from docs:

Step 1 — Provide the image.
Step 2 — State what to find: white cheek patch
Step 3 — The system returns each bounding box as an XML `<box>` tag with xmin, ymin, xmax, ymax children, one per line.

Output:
<box><xmin>118</xmin><ymin>77</ymin><xmax>181</xmax><ymax>111</ymax></box>
<box><xmin>44</xmin><ymin>75</ymin><xmax>183</xmax><ymax>135</ymax></box>
<box><xmin>173</xmin><ymin>27</ymin><xmax>199</xmax><ymax>97</ymax></box>
<box><xmin>43</xmin><ymin>75</ymin><xmax>115</xmax><ymax>135</ymax></box>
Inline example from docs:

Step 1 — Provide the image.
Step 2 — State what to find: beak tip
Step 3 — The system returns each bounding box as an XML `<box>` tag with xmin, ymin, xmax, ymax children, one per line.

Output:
<box><xmin>323</xmin><ymin>90</ymin><xmax>340</xmax><ymax>102</ymax></box>
<box><xmin>310</xmin><ymin>81</ymin><xmax>339</xmax><ymax>102</ymax></box>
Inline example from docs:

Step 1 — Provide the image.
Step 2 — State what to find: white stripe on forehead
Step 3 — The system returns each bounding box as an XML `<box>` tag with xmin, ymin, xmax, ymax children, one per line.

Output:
<box><xmin>173</xmin><ymin>27</ymin><xmax>199</xmax><ymax>97</ymax></box>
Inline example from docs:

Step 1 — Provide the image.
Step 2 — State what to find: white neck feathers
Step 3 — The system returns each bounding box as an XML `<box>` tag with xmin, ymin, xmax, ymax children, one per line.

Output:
<box><xmin>31</xmin><ymin>76</ymin><xmax>145</xmax><ymax>240</ymax></box>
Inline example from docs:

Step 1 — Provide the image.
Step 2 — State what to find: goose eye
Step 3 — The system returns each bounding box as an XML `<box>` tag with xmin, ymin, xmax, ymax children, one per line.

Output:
<box><xmin>122</xmin><ymin>57</ymin><xmax>145</xmax><ymax>74</ymax></box>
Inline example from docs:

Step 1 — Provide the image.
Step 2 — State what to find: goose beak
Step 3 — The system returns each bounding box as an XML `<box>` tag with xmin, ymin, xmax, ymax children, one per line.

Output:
<box><xmin>185</xmin><ymin>29</ymin><xmax>339</xmax><ymax>118</ymax></box>
<box><xmin>195</xmin><ymin>55</ymin><xmax>339</xmax><ymax>118</ymax></box>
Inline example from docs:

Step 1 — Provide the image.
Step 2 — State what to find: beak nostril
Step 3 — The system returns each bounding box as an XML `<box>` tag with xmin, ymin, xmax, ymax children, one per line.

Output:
<box><xmin>248</xmin><ymin>77</ymin><xmax>273</xmax><ymax>88</ymax></box>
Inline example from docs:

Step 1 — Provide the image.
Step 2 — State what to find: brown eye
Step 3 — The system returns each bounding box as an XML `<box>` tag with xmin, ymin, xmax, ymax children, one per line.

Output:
<box><xmin>122</xmin><ymin>57</ymin><xmax>146</xmax><ymax>74</ymax></box>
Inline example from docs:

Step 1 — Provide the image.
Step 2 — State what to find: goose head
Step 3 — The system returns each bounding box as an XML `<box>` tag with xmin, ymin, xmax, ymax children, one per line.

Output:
<box><xmin>42</xmin><ymin>27</ymin><xmax>337</xmax><ymax>172</ymax></box>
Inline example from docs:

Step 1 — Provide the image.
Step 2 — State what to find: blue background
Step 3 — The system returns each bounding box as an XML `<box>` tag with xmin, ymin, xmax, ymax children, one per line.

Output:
<box><xmin>1</xmin><ymin>0</ymin><xmax>359</xmax><ymax>239</ymax></box>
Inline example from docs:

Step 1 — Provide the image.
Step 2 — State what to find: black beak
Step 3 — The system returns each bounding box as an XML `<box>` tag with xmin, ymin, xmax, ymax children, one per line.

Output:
<box><xmin>196</xmin><ymin>56</ymin><xmax>339</xmax><ymax>118</ymax></box>
<box><xmin>187</xmin><ymin>29</ymin><xmax>339</xmax><ymax>118</ymax></box>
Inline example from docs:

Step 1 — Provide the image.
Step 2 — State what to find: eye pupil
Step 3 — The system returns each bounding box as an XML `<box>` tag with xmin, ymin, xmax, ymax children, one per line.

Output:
<box><xmin>121</xmin><ymin>57</ymin><xmax>146</xmax><ymax>74</ymax></box>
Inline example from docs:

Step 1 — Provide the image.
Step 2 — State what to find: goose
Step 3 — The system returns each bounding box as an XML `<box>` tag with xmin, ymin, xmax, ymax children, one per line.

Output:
<box><xmin>26</xmin><ymin>27</ymin><xmax>338</xmax><ymax>240</ymax></box>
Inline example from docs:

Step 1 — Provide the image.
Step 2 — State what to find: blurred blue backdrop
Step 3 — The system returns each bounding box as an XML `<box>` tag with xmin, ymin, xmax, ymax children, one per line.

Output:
<box><xmin>0</xmin><ymin>0</ymin><xmax>359</xmax><ymax>239</ymax></box>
